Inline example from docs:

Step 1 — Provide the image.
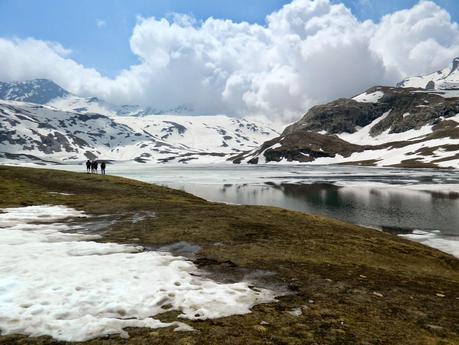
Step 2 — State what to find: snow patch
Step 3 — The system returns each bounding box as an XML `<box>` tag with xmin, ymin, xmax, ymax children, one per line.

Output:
<box><xmin>313</xmin><ymin>137</ymin><xmax>459</xmax><ymax>169</ymax></box>
<box><xmin>337</xmin><ymin>110</ymin><xmax>393</xmax><ymax>145</ymax></box>
<box><xmin>0</xmin><ymin>205</ymin><xmax>276</xmax><ymax>341</ymax></box>
<box><xmin>352</xmin><ymin>91</ymin><xmax>384</xmax><ymax>103</ymax></box>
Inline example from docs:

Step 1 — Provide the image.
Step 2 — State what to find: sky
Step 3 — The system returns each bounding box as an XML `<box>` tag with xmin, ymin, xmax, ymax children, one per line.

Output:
<box><xmin>0</xmin><ymin>0</ymin><xmax>459</xmax><ymax>122</ymax></box>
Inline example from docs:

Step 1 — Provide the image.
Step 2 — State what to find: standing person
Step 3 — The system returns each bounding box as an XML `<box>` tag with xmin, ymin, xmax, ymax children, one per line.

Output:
<box><xmin>101</xmin><ymin>161</ymin><xmax>106</xmax><ymax>175</ymax></box>
<box><xmin>94</xmin><ymin>160</ymin><xmax>99</xmax><ymax>174</ymax></box>
<box><xmin>86</xmin><ymin>160</ymin><xmax>91</xmax><ymax>173</ymax></box>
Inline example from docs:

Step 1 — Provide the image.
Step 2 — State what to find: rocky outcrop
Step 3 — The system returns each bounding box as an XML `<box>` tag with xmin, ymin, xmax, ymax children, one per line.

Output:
<box><xmin>234</xmin><ymin>131</ymin><xmax>362</xmax><ymax>164</ymax></box>
<box><xmin>234</xmin><ymin>85</ymin><xmax>459</xmax><ymax>169</ymax></box>
<box><xmin>285</xmin><ymin>86</ymin><xmax>459</xmax><ymax>136</ymax></box>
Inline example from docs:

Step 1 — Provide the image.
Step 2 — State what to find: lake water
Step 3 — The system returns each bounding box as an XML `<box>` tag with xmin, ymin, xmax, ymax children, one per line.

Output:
<box><xmin>54</xmin><ymin>164</ymin><xmax>459</xmax><ymax>257</ymax></box>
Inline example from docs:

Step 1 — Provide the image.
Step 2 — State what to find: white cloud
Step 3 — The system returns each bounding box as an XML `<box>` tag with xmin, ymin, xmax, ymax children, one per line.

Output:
<box><xmin>370</xmin><ymin>1</ymin><xmax>459</xmax><ymax>76</ymax></box>
<box><xmin>0</xmin><ymin>37</ymin><xmax>108</xmax><ymax>93</ymax></box>
<box><xmin>96</xmin><ymin>19</ymin><xmax>106</xmax><ymax>28</ymax></box>
<box><xmin>0</xmin><ymin>0</ymin><xmax>458</xmax><ymax>123</ymax></box>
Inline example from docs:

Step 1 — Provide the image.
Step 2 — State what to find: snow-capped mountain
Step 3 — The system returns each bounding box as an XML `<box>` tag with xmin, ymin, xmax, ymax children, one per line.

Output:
<box><xmin>0</xmin><ymin>79</ymin><xmax>69</xmax><ymax>104</ymax></box>
<box><xmin>47</xmin><ymin>95</ymin><xmax>194</xmax><ymax>117</ymax></box>
<box><xmin>398</xmin><ymin>57</ymin><xmax>459</xmax><ymax>91</ymax></box>
<box><xmin>235</xmin><ymin>82</ymin><xmax>459</xmax><ymax>169</ymax></box>
<box><xmin>4</xmin><ymin>67</ymin><xmax>459</xmax><ymax>169</ymax></box>
<box><xmin>0</xmin><ymin>79</ymin><xmax>192</xmax><ymax>116</ymax></box>
<box><xmin>0</xmin><ymin>99</ymin><xmax>278</xmax><ymax>165</ymax></box>
<box><xmin>0</xmin><ymin>78</ymin><xmax>279</xmax><ymax>164</ymax></box>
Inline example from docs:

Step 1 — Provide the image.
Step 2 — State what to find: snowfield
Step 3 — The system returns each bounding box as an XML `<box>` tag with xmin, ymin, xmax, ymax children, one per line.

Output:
<box><xmin>398</xmin><ymin>57</ymin><xmax>459</xmax><ymax>90</ymax></box>
<box><xmin>0</xmin><ymin>205</ymin><xmax>276</xmax><ymax>341</ymax></box>
<box><xmin>311</xmin><ymin>137</ymin><xmax>459</xmax><ymax>169</ymax></box>
<box><xmin>0</xmin><ymin>100</ymin><xmax>279</xmax><ymax>165</ymax></box>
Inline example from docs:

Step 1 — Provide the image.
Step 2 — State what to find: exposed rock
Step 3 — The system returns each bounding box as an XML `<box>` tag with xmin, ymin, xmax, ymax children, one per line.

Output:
<box><xmin>234</xmin><ymin>85</ymin><xmax>459</xmax><ymax>168</ymax></box>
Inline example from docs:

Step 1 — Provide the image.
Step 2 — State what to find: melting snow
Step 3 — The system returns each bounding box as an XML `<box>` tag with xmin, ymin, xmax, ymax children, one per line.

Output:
<box><xmin>312</xmin><ymin>137</ymin><xmax>459</xmax><ymax>169</ymax></box>
<box><xmin>352</xmin><ymin>91</ymin><xmax>384</xmax><ymax>103</ymax></box>
<box><xmin>0</xmin><ymin>205</ymin><xmax>276</xmax><ymax>341</ymax></box>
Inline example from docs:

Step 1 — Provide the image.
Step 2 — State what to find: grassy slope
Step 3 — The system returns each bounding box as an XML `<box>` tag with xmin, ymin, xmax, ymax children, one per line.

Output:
<box><xmin>0</xmin><ymin>165</ymin><xmax>458</xmax><ymax>345</ymax></box>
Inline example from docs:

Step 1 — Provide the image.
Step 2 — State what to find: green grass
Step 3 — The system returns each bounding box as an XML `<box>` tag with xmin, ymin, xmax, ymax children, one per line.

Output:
<box><xmin>0</xmin><ymin>165</ymin><xmax>458</xmax><ymax>345</ymax></box>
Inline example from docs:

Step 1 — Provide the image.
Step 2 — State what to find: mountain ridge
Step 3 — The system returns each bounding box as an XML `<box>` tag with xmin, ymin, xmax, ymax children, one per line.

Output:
<box><xmin>398</xmin><ymin>57</ymin><xmax>459</xmax><ymax>90</ymax></box>
<box><xmin>0</xmin><ymin>80</ymin><xmax>279</xmax><ymax>165</ymax></box>
<box><xmin>3</xmin><ymin>59</ymin><xmax>459</xmax><ymax>169</ymax></box>
<box><xmin>0</xmin><ymin>79</ymin><xmax>69</xmax><ymax>104</ymax></box>
<box><xmin>0</xmin><ymin>79</ymin><xmax>194</xmax><ymax>117</ymax></box>
<box><xmin>233</xmin><ymin>58</ymin><xmax>459</xmax><ymax>169</ymax></box>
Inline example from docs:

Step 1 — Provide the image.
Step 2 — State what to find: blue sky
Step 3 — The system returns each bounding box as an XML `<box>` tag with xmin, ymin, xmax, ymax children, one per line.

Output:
<box><xmin>0</xmin><ymin>0</ymin><xmax>457</xmax><ymax>77</ymax></box>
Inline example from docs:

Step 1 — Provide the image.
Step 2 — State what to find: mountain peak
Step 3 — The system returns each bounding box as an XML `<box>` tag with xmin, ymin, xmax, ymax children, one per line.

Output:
<box><xmin>451</xmin><ymin>57</ymin><xmax>459</xmax><ymax>72</ymax></box>
<box><xmin>0</xmin><ymin>79</ymin><xmax>69</xmax><ymax>104</ymax></box>
<box><xmin>397</xmin><ymin>57</ymin><xmax>459</xmax><ymax>90</ymax></box>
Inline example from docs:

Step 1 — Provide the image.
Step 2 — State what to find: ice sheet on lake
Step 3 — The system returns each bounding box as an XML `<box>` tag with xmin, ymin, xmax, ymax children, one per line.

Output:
<box><xmin>0</xmin><ymin>205</ymin><xmax>275</xmax><ymax>341</ymax></box>
<box><xmin>400</xmin><ymin>230</ymin><xmax>459</xmax><ymax>258</ymax></box>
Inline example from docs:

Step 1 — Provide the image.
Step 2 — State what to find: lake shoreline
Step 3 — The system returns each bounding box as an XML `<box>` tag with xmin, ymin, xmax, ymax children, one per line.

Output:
<box><xmin>44</xmin><ymin>163</ymin><xmax>459</xmax><ymax>258</ymax></box>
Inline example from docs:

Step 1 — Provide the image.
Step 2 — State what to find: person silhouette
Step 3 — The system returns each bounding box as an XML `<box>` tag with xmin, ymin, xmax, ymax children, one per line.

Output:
<box><xmin>93</xmin><ymin>160</ymin><xmax>98</xmax><ymax>174</ymax></box>
<box><xmin>100</xmin><ymin>161</ymin><xmax>106</xmax><ymax>175</ymax></box>
<box><xmin>86</xmin><ymin>160</ymin><xmax>91</xmax><ymax>173</ymax></box>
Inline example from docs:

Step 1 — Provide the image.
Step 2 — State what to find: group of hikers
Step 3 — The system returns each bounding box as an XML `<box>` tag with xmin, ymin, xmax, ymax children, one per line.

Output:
<box><xmin>86</xmin><ymin>160</ymin><xmax>106</xmax><ymax>175</ymax></box>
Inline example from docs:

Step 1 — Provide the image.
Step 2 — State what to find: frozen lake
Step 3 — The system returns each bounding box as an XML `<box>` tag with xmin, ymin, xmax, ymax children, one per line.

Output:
<box><xmin>54</xmin><ymin>164</ymin><xmax>459</xmax><ymax>257</ymax></box>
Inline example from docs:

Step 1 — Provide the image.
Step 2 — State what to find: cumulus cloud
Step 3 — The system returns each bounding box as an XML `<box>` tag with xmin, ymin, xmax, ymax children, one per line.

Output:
<box><xmin>370</xmin><ymin>1</ymin><xmax>459</xmax><ymax>76</ymax></box>
<box><xmin>0</xmin><ymin>0</ymin><xmax>458</xmax><ymax>122</ymax></box>
<box><xmin>0</xmin><ymin>38</ymin><xmax>110</xmax><ymax>92</ymax></box>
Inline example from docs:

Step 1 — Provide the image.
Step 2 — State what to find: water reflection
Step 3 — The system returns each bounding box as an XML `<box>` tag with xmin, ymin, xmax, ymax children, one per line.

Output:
<box><xmin>52</xmin><ymin>163</ymin><xmax>459</xmax><ymax>243</ymax></box>
<box><xmin>169</xmin><ymin>182</ymin><xmax>459</xmax><ymax>236</ymax></box>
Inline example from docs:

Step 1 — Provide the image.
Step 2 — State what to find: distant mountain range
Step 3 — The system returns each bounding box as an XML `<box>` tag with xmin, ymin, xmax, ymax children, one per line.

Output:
<box><xmin>234</xmin><ymin>58</ymin><xmax>459</xmax><ymax>169</ymax></box>
<box><xmin>0</xmin><ymin>80</ymin><xmax>278</xmax><ymax>165</ymax></box>
<box><xmin>0</xmin><ymin>79</ymin><xmax>192</xmax><ymax>117</ymax></box>
<box><xmin>0</xmin><ymin>79</ymin><xmax>69</xmax><ymax>104</ymax></box>
<box><xmin>2</xmin><ymin>58</ymin><xmax>459</xmax><ymax>169</ymax></box>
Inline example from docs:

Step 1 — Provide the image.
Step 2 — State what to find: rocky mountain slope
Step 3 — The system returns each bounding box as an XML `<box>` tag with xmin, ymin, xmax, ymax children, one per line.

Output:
<box><xmin>0</xmin><ymin>81</ymin><xmax>278</xmax><ymax>164</ymax></box>
<box><xmin>235</xmin><ymin>59</ymin><xmax>459</xmax><ymax>169</ymax></box>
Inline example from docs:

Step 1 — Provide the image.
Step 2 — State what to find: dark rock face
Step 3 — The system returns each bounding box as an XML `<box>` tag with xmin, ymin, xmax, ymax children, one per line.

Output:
<box><xmin>162</xmin><ymin>121</ymin><xmax>187</xmax><ymax>135</ymax></box>
<box><xmin>234</xmin><ymin>131</ymin><xmax>362</xmax><ymax>164</ymax></box>
<box><xmin>426</xmin><ymin>81</ymin><xmax>435</xmax><ymax>90</ymax></box>
<box><xmin>234</xmin><ymin>86</ymin><xmax>459</xmax><ymax>166</ymax></box>
<box><xmin>285</xmin><ymin>86</ymin><xmax>459</xmax><ymax>137</ymax></box>
<box><xmin>286</xmin><ymin>99</ymin><xmax>388</xmax><ymax>135</ymax></box>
